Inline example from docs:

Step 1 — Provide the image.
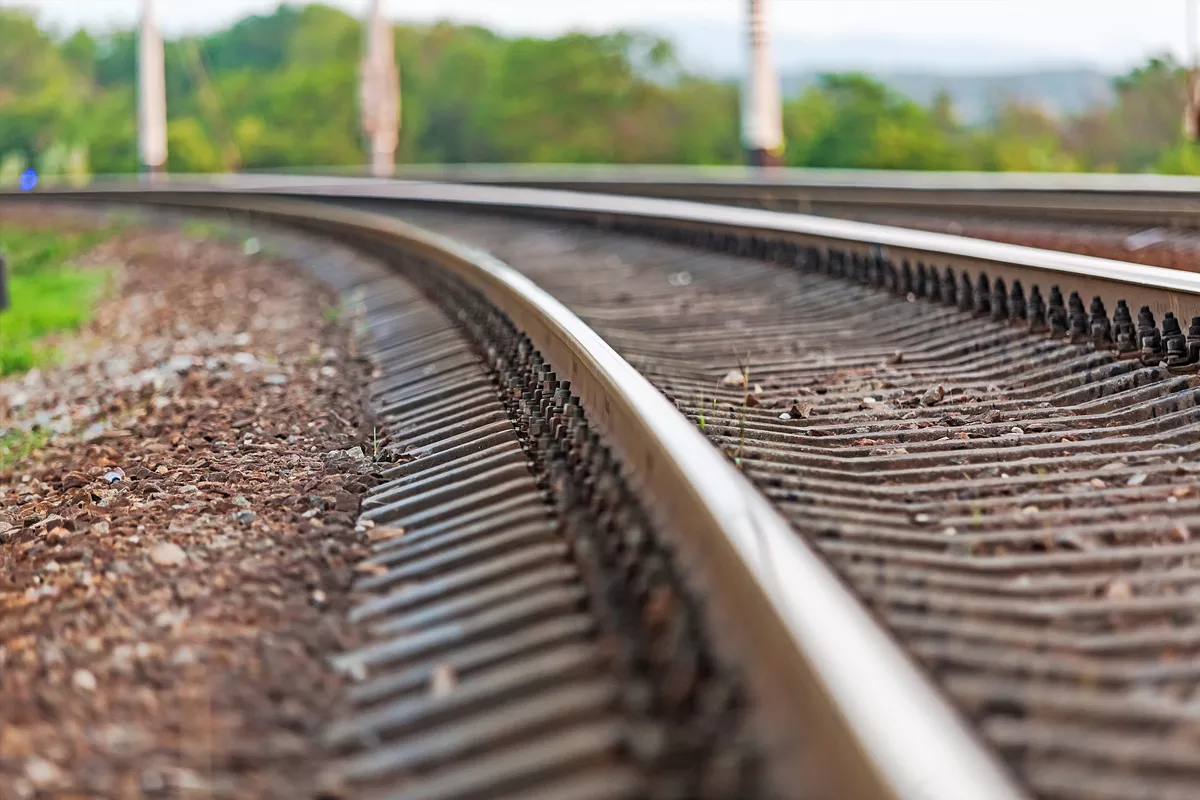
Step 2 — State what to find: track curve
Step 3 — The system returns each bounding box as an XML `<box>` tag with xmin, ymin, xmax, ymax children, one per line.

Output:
<box><xmin>25</xmin><ymin>176</ymin><xmax>1200</xmax><ymax>799</ymax></box>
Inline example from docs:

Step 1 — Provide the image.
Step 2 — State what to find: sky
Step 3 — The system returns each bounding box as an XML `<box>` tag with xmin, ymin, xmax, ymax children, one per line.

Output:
<box><xmin>8</xmin><ymin>0</ymin><xmax>1200</xmax><ymax>72</ymax></box>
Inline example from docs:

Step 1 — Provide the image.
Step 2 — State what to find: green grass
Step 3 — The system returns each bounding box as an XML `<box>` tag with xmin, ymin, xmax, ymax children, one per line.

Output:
<box><xmin>0</xmin><ymin>428</ymin><xmax>49</xmax><ymax>469</ymax></box>
<box><xmin>180</xmin><ymin>218</ymin><xmax>232</xmax><ymax>240</ymax></box>
<box><xmin>0</xmin><ymin>225</ymin><xmax>113</xmax><ymax>376</ymax></box>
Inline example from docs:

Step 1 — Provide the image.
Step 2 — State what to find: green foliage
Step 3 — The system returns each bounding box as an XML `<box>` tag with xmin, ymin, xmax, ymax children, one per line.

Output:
<box><xmin>666</xmin><ymin>78</ymin><xmax>741</xmax><ymax>164</ymax></box>
<box><xmin>287</xmin><ymin>4</ymin><xmax>361</xmax><ymax>64</ymax></box>
<box><xmin>167</xmin><ymin>118</ymin><xmax>224</xmax><ymax>172</ymax></box>
<box><xmin>60</xmin><ymin>30</ymin><xmax>96</xmax><ymax>82</ymax></box>
<box><xmin>201</xmin><ymin>5</ymin><xmax>304</xmax><ymax>73</ymax></box>
<box><xmin>785</xmin><ymin>74</ymin><xmax>1100</xmax><ymax>172</ymax></box>
<box><xmin>0</xmin><ymin>5</ymin><xmax>745</xmax><ymax>170</ymax></box>
<box><xmin>0</xmin><ymin>428</ymin><xmax>49</xmax><ymax>470</ymax></box>
<box><xmin>221</xmin><ymin>63</ymin><xmax>362</xmax><ymax>167</ymax></box>
<box><xmin>478</xmin><ymin>33</ymin><xmax>652</xmax><ymax>161</ymax></box>
<box><xmin>1115</xmin><ymin>57</ymin><xmax>1190</xmax><ymax>171</ymax></box>
<box><xmin>784</xmin><ymin>74</ymin><xmax>966</xmax><ymax>170</ymax></box>
<box><xmin>81</xmin><ymin>89</ymin><xmax>138</xmax><ymax>174</ymax></box>
<box><xmin>0</xmin><ymin>152</ymin><xmax>27</xmax><ymax>185</ymax></box>
<box><xmin>399</xmin><ymin>23</ymin><xmax>503</xmax><ymax>162</ymax></box>
<box><xmin>36</xmin><ymin>140</ymin><xmax>90</xmax><ymax>184</ymax></box>
<box><xmin>2</xmin><ymin>4</ymin><xmax>1199</xmax><ymax>174</ymax></box>
<box><xmin>180</xmin><ymin>218</ymin><xmax>232</xmax><ymax>239</ymax></box>
<box><xmin>0</xmin><ymin>225</ymin><xmax>112</xmax><ymax>375</ymax></box>
<box><xmin>0</xmin><ymin>11</ymin><xmax>72</xmax><ymax>97</ymax></box>
<box><xmin>1153</xmin><ymin>141</ymin><xmax>1200</xmax><ymax>175</ymax></box>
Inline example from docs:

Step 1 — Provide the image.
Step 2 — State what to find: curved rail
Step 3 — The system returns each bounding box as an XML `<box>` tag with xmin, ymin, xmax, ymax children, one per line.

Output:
<box><xmin>261</xmin><ymin>163</ymin><xmax>1200</xmax><ymax>229</ymax></box>
<box><xmin>1</xmin><ymin>186</ymin><xmax>1028</xmax><ymax>800</ymax></box>
<box><xmin>30</xmin><ymin>175</ymin><xmax>1200</xmax><ymax>314</ymax></box>
<box><xmin>61</xmin><ymin>175</ymin><xmax>1200</xmax><ymax>318</ymax></box>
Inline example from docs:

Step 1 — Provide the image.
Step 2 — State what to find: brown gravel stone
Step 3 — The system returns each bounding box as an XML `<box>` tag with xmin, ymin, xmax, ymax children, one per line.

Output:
<box><xmin>0</xmin><ymin>207</ymin><xmax>374</xmax><ymax>798</ymax></box>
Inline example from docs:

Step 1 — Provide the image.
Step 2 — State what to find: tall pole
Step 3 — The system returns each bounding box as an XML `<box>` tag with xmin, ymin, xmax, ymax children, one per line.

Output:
<box><xmin>138</xmin><ymin>0</ymin><xmax>168</xmax><ymax>176</ymax></box>
<box><xmin>1186</xmin><ymin>0</ymin><xmax>1200</xmax><ymax>141</ymax></box>
<box><xmin>361</xmin><ymin>0</ymin><xmax>400</xmax><ymax>177</ymax></box>
<box><xmin>1190</xmin><ymin>0</ymin><xmax>1198</xmax><ymax>70</ymax></box>
<box><xmin>742</xmin><ymin>0</ymin><xmax>784</xmax><ymax>167</ymax></box>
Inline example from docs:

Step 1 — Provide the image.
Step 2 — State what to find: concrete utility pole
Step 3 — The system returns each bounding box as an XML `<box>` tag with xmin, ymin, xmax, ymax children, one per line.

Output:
<box><xmin>1186</xmin><ymin>0</ymin><xmax>1200</xmax><ymax>141</ymax></box>
<box><xmin>361</xmin><ymin>0</ymin><xmax>400</xmax><ymax>177</ymax></box>
<box><xmin>138</xmin><ymin>0</ymin><xmax>168</xmax><ymax>175</ymax></box>
<box><xmin>742</xmin><ymin>0</ymin><xmax>784</xmax><ymax>167</ymax></box>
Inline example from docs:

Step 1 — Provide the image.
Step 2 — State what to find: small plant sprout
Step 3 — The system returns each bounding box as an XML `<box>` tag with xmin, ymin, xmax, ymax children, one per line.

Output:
<box><xmin>372</xmin><ymin>427</ymin><xmax>379</xmax><ymax>458</ymax></box>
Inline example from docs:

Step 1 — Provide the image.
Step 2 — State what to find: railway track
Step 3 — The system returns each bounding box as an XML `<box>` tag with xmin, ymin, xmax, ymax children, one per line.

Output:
<box><xmin>445</xmin><ymin>164</ymin><xmax>1200</xmax><ymax>228</ymax></box>
<box><xmin>290</xmin><ymin>163</ymin><xmax>1200</xmax><ymax>229</ymax></box>
<box><xmin>15</xmin><ymin>177</ymin><xmax>1200</xmax><ymax>799</ymax></box>
<box><xmin>377</xmin><ymin>165</ymin><xmax>1200</xmax><ymax>273</ymax></box>
<box><xmin>274</xmin><ymin>234</ymin><xmax>742</xmax><ymax>800</ymax></box>
<box><xmin>3</xmin><ymin>189</ymin><xmax>1018</xmax><ymax>800</ymax></box>
<box><xmin>275</xmin><ymin>201</ymin><xmax>1016</xmax><ymax>800</ymax></box>
<box><xmin>389</xmin><ymin>205</ymin><xmax>1200</xmax><ymax>800</ymax></box>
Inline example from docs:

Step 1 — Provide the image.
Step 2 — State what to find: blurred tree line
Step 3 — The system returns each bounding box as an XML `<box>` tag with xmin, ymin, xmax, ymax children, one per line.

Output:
<box><xmin>0</xmin><ymin>3</ymin><xmax>1197</xmax><ymax>176</ymax></box>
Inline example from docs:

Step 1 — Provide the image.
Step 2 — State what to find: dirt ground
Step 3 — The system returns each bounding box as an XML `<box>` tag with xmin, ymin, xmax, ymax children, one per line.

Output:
<box><xmin>0</xmin><ymin>207</ymin><xmax>374</xmax><ymax>798</ymax></box>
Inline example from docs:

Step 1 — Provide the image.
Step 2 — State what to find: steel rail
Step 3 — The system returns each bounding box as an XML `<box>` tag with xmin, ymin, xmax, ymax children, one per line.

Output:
<box><xmin>263</xmin><ymin>162</ymin><xmax>1200</xmax><ymax>192</ymax></box>
<box><xmin>307</xmin><ymin>180</ymin><xmax>1200</xmax><ymax>310</ymax></box>
<box><xmin>69</xmin><ymin>175</ymin><xmax>1200</xmax><ymax>317</ymax></box>
<box><xmin>2</xmin><ymin>186</ymin><xmax>1026</xmax><ymax>800</ymax></box>
<box><xmin>31</xmin><ymin>176</ymin><xmax>1200</xmax><ymax>318</ymax></box>
<box><xmin>392</xmin><ymin>202</ymin><xmax>1200</xmax><ymax>800</ymax></box>
<box><xmin>263</xmin><ymin>163</ymin><xmax>1200</xmax><ymax>229</ymax></box>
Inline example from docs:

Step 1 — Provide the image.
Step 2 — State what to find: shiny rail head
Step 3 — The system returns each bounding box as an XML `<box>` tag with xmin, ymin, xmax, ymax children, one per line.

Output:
<box><xmin>213</xmin><ymin>163</ymin><xmax>1200</xmax><ymax>232</ymax></box>
<box><xmin>14</xmin><ymin>176</ymin><xmax>1200</xmax><ymax>297</ymax></box>
<box><xmin>11</xmin><ymin>178</ymin><xmax>1200</xmax><ymax>366</ymax></box>
<box><xmin>371</xmin><ymin>164</ymin><xmax>1200</xmax><ymax>233</ymax></box>
<box><xmin>230</xmin><ymin>162</ymin><xmax>1200</xmax><ymax>194</ymax></box>
<box><xmin>3</xmin><ymin>188</ymin><xmax>1028</xmax><ymax>800</ymax></box>
<box><xmin>286</xmin><ymin>178</ymin><xmax>1200</xmax><ymax>348</ymax></box>
<box><xmin>173</xmin><ymin>175</ymin><xmax>1200</xmax><ymax>332</ymax></box>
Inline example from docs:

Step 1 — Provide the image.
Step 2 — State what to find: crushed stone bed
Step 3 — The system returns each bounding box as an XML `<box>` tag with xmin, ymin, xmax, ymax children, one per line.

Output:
<box><xmin>0</xmin><ymin>207</ymin><xmax>377</xmax><ymax>798</ymax></box>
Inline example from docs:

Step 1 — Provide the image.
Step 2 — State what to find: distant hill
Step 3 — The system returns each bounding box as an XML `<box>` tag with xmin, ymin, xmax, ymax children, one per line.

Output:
<box><xmin>783</xmin><ymin>69</ymin><xmax>1115</xmax><ymax>124</ymax></box>
<box><xmin>654</xmin><ymin>22</ymin><xmax>1117</xmax><ymax>123</ymax></box>
<box><xmin>656</xmin><ymin>23</ymin><xmax>1110</xmax><ymax>74</ymax></box>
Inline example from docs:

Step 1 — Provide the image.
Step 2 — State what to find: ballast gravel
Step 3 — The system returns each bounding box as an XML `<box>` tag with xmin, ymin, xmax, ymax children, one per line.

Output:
<box><xmin>0</xmin><ymin>207</ymin><xmax>377</xmax><ymax>798</ymax></box>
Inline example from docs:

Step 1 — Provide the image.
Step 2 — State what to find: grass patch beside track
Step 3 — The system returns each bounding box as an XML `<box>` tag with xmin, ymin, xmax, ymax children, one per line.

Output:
<box><xmin>0</xmin><ymin>428</ymin><xmax>49</xmax><ymax>470</ymax></box>
<box><xmin>0</xmin><ymin>224</ymin><xmax>113</xmax><ymax>376</ymax></box>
